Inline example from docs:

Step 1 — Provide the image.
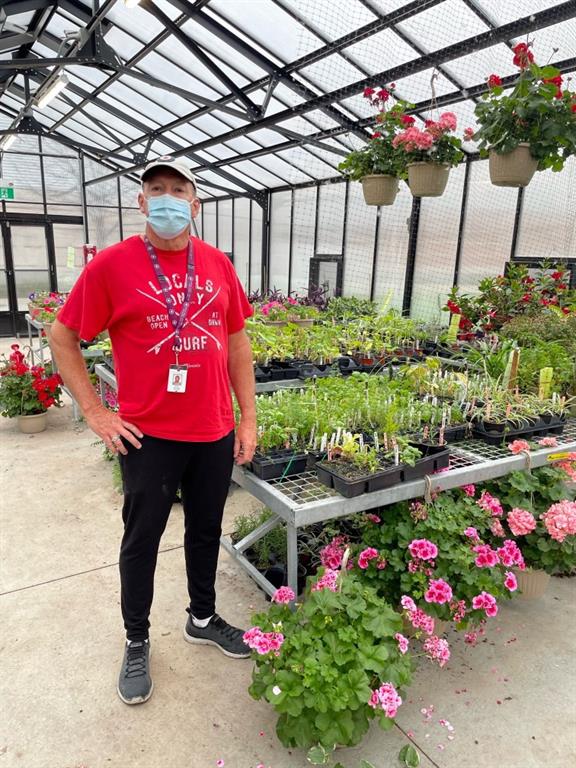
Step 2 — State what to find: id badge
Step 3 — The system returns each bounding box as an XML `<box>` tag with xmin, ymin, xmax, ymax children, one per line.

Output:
<box><xmin>167</xmin><ymin>365</ymin><xmax>188</xmax><ymax>393</ymax></box>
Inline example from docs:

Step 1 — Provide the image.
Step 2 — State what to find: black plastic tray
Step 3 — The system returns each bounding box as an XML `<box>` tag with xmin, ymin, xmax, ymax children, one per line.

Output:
<box><xmin>401</xmin><ymin>443</ymin><xmax>450</xmax><ymax>481</ymax></box>
<box><xmin>250</xmin><ymin>449</ymin><xmax>308</xmax><ymax>480</ymax></box>
<box><xmin>316</xmin><ymin>460</ymin><xmax>403</xmax><ymax>498</ymax></box>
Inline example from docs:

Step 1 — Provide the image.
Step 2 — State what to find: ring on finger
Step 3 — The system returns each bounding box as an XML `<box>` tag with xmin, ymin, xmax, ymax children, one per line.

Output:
<box><xmin>111</xmin><ymin>434</ymin><xmax>122</xmax><ymax>444</ymax></box>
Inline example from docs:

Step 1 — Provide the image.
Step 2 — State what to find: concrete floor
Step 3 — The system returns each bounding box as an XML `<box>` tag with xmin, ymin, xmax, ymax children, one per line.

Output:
<box><xmin>1</xmin><ymin>339</ymin><xmax>575</xmax><ymax>768</ymax></box>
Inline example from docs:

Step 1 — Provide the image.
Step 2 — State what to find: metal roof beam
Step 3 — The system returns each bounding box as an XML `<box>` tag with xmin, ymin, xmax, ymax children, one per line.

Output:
<box><xmin>86</xmin><ymin>2</ymin><xmax>576</xmax><ymax>185</ymax></box>
<box><xmin>140</xmin><ymin>0</ymin><xmax>261</xmax><ymax>120</ymax></box>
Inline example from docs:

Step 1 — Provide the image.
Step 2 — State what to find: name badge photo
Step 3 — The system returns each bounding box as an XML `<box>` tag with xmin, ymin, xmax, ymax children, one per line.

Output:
<box><xmin>167</xmin><ymin>365</ymin><xmax>188</xmax><ymax>393</ymax></box>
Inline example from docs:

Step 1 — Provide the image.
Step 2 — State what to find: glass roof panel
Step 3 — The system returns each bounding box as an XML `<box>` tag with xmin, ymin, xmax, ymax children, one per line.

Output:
<box><xmin>181</xmin><ymin>19</ymin><xmax>268</xmax><ymax>81</ymax></box>
<box><xmin>229</xmin><ymin>159</ymin><xmax>286</xmax><ymax>187</ymax></box>
<box><xmin>102</xmin><ymin>25</ymin><xmax>147</xmax><ymax>60</ymax></box>
<box><xmin>136</xmin><ymin>48</ymin><xmax>225</xmax><ymax>98</ymax></box>
<box><xmin>515</xmin><ymin>19</ymin><xmax>576</xmax><ymax>60</ymax></box>
<box><xmin>224</xmin><ymin>135</ymin><xmax>263</xmax><ymax>154</ymax></box>
<box><xmin>189</xmin><ymin>113</ymin><xmax>234</xmax><ymax>137</ymax></box>
<box><xmin>252</xmin><ymin>153</ymin><xmax>313</xmax><ymax>183</ymax></box>
<box><xmin>287</xmin><ymin>0</ymin><xmax>377</xmax><ymax>40</ymax></box>
<box><xmin>103</xmin><ymin>1</ymin><xmax>167</xmax><ymax>41</ymax></box>
<box><xmin>395</xmin><ymin>0</ymin><xmax>489</xmax><ymax>52</ymax></box>
<box><xmin>106</xmin><ymin>77</ymin><xmax>185</xmax><ymax>122</ymax></box>
<box><xmin>153</xmin><ymin>38</ymin><xmax>233</xmax><ymax>93</ymax></box>
<box><xmin>304</xmin><ymin>109</ymin><xmax>341</xmax><ymax>130</ymax></box>
<box><xmin>64</xmin><ymin>64</ymin><xmax>111</xmax><ymax>89</ymax></box>
<box><xmin>209</xmin><ymin>0</ymin><xmax>325</xmax><ymax>61</ymax></box>
<box><xmin>366</xmin><ymin>0</ymin><xmax>425</xmax><ymax>13</ymax></box>
<box><xmin>169</xmin><ymin>123</ymin><xmax>218</xmax><ymax>145</ymax></box>
<box><xmin>298</xmin><ymin>53</ymin><xmax>365</xmax><ymax>92</ymax></box>
<box><xmin>271</xmin><ymin>82</ymin><xmax>306</xmax><ymax>107</ymax></box>
<box><xmin>342</xmin><ymin>28</ymin><xmax>417</xmax><ymax>74</ymax></box>
<box><xmin>245</xmin><ymin>128</ymin><xmax>286</xmax><ymax>147</ymax></box>
<box><xmin>4</xmin><ymin>11</ymin><xmax>36</xmax><ymax>27</ymax></box>
<box><xmin>194</xmin><ymin>144</ymin><xmax>238</xmax><ymax>161</ymax></box>
<box><xmin>442</xmin><ymin>43</ymin><xmax>518</xmax><ymax>88</ymax></box>
<box><xmin>393</xmin><ymin>68</ymin><xmax>455</xmax><ymax>103</ymax></box>
<box><xmin>44</xmin><ymin>12</ymin><xmax>82</xmax><ymax>38</ymax></box>
<box><xmin>473</xmin><ymin>0</ymin><xmax>551</xmax><ymax>25</ymax></box>
<box><xmin>274</xmin><ymin>146</ymin><xmax>338</xmax><ymax>178</ymax></box>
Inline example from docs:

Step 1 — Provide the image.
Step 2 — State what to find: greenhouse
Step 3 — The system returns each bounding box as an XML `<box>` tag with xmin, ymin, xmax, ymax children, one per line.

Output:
<box><xmin>1</xmin><ymin>1</ymin><xmax>575</xmax><ymax>767</ymax></box>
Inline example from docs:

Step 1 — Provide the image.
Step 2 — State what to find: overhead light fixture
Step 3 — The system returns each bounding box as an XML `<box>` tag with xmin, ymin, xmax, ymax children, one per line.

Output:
<box><xmin>36</xmin><ymin>72</ymin><xmax>69</xmax><ymax>109</ymax></box>
<box><xmin>123</xmin><ymin>0</ymin><xmax>142</xmax><ymax>7</ymax></box>
<box><xmin>0</xmin><ymin>134</ymin><xmax>16</xmax><ymax>151</ymax></box>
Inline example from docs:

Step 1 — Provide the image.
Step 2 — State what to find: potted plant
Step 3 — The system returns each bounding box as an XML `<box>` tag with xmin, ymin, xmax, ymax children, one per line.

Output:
<box><xmin>0</xmin><ymin>344</ymin><xmax>63</xmax><ymax>433</ymax></box>
<box><xmin>392</xmin><ymin>110</ymin><xmax>464</xmax><ymax>197</ymax></box>
<box><xmin>472</xmin><ymin>43</ymin><xmax>576</xmax><ymax>187</ymax></box>
<box><xmin>481</xmin><ymin>465</ymin><xmax>576</xmax><ymax>598</ymax></box>
<box><xmin>27</xmin><ymin>291</ymin><xmax>67</xmax><ymax>344</ymax></box>
<box><xmin>338</xmin><ymin>86</ymin><xmax>411</xmax><ymax>205</ymax></box>
<box><xmin>245</xmin><ymin>570</ymin><xmax>412</xmax><ymax>757</ymax></box>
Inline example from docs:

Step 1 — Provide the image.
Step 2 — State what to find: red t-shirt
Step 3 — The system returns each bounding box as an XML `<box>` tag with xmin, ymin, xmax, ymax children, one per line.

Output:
<box><xmin>58</xmin><ymin>235</ymin><xmax>253</xmax><ymax>441</ymax></box>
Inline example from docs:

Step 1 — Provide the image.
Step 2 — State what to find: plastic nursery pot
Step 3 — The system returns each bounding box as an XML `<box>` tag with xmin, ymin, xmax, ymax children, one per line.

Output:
<box><xmin>249</xmin><ymin>449</ymin><xmax>308</xmax><ymax>481</ymax></box>
<box><xmin>407</xmin><ymin>162</ymin><xmax>450</xmax><ymax>197</ymax></box>
<box><xmin>17</xmin><ymin>412</ymin><xmax>47</xmax><ymax>434</ymax></box>
<box><xmin>401</xmin><ymin>443</ymin><xmax>450</xmax><ymax>482</ymax></box>
<box><xmin>315</xmin><ymin>460</ymin><xmax>403</xmax><ymax>498</ymax></box>
<box><xmin>360</xmin><ymin>174</ymin><xmax>400</xmax><ymax>206</ymax></box>
<box><xmin>489</xmin><ymin>143</ymin><xmax>538</xmax><ymax>188</ymax></box>
<box><xmin>514</xmin><ymin>567</ymin><xmax>550</xmax><ymax>600</ymax></box>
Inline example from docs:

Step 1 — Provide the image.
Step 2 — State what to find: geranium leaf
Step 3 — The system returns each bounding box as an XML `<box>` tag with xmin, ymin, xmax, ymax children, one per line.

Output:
<box><xmin>399</xmin><ymin>744</ymin><xmax>421</xmax><ymax>767</ymax></box>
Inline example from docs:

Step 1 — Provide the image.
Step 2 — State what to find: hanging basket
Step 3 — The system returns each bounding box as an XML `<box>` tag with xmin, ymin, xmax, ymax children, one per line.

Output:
<box><xmin>407</xmin><ymin>163</ymin><xmax>450</xmax><ymax>197</ymax></box>
<box><xmin>360</xmin><ymin>174</ymin><xmax>399</xmax><ymax>206</ymax></box>
<box><xmin>489</xmin><ymin>143</ymin><xmax>538</xmax><ymax>188</ymax></box>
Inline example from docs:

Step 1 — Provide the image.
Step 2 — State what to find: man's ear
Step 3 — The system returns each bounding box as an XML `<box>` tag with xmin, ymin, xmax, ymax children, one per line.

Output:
<box><xmin>191</xmin><ymin>197</ymin><xmax>201</xmax><ymax>219</ymax></box>
<box><xmin>137</xmin><ymin>191</ymin><xmax>147</xmax><ymax>215</ymax></box>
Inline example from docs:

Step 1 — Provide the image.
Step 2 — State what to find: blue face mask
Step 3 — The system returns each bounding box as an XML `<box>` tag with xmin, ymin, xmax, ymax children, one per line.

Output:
<box><xmin>146</xmin><ymin>194</ymin><xmax>192</xmax><ymax>239</ymax></box>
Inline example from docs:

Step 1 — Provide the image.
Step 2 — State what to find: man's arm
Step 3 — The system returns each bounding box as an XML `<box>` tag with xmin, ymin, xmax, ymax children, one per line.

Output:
<box><xmin>228</xmin><ymin>328</ymin><xmax>257</xmax><ymax>465</ymax></box>
<box><xmin>49</xmin><ymin>318</ymin><xmax>142</xmax><ymax>454</ymax></box>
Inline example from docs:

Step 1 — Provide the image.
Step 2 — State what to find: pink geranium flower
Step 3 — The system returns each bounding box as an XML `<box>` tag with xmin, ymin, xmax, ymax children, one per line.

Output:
<box><xmin>507</xmin><ymin>508</ymin><xmax>537</xmax><ymax>536</ymax></box>
<box><xmin>464</xmin><ymin>526</ymin><xmax>480</xmax><ymax>541</ymax></box>
<box><xmin>541</xmin><ymin>500</ymin><xmax>576</xmax><ymax>543</ymax></box>
<box><xmin>408</xmin><ymin>538</ymin><xmax>438</xmax><ymax>561</ymax></box>
<box><xmin>504</xmin><ymin>571</ymin><xmax>518</xmax><ymax>591</ymax></box>
<box><xmin>477</xmin><ymin>490</ymin><xmax>503</xmax><ymax>517</ymax></box>
<box><xmin>312</xmin><ymin>568</ymin><xmax>339</xmax><ymax>592</ymax></box>
<box><xmin>508</xmin><ymin>439</ymin><xmax>531</xmax><ymax>454</ymax></box>
<box><xmin>395</xmin><ymin>632</ymin><xmax>409</xmax><ymax>655</ymax></box>
<box><xmin>424</xmin><ymin>578</ymin><xmax>453</xmax><ymax>605</ymax></box>
<box><xmin>538</xmin><ymin>437</ymin><xmax>558</xmax><ymax>447</ymax></box>
<box><xmin>472</xmin><ymin>591</ymin><xmax>498</xmax><ymax>617</ymax></box>
<box><xmin>461</xmin><ymin>484</ymin><xmax>476</xmax><ymax>497</ymax></box>
<box><xmin>472</xmin><ymin>544</ymin><xmax>499</xmax><ymax>568</ymax></box>
<box><xmin>271</xmin><ymin>586</ymin><xmax>295</xmax><ymax>604</ymax></box>
<box><xmin>423</xmin><ymin>634</ymin><xmax>451</xmax><ymax>667</ymax></box>
<box><xmin>368</xmin><ymin>682</ymin><xmax>402</xmax><ymax>718</ymax></box>
<box><xmin>497</xmin><ymin>539</ymin><xmax>525</xmax><ymax>569</ymax></box>
<box><xmin>358</xmin><ymin>547</ymin><xmax>379</xmax><ymax>569</ymax></box>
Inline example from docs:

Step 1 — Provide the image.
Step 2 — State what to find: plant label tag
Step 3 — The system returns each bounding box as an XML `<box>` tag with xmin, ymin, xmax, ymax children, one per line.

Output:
<box><xmin>167</xmin><ymin>365</ymin><xmax>188</xmax><ymax>393</ymax></box>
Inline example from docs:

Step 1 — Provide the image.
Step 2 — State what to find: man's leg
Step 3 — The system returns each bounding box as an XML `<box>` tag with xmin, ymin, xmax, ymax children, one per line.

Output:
<box><xmin>117</xmin><ymin>435</ymin><xmax>190</xmax><ymax>704</ymax></box>
<box><xmin>181</xmin><ymin>430</ymin><xmax>250</xmax><ymax>658</ymax></box>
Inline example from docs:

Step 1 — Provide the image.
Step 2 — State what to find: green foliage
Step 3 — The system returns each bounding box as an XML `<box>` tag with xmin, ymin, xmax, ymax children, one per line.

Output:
<box><xmin>231</xmin><ymin>508</ymin><xmax>287</xmax><ymax>570</ymax></box>
<box><xmin>473</xmin><ymin>60</ymin><xmax>576</xmax><ymax>172</ymax></box>
<box><xmin>0</xmin><ymin>346</ymin><xmax>63</xmax><ymax>417</ymax></box>
<box><xmin>248</xmin><ymin>570</ymin><xmax>411</xmax><ymax>752</ymax></box>
<box><xmin>399</xmin><ymin>744</ymin><xmax>420</xmax><ymax>767</ymax></box>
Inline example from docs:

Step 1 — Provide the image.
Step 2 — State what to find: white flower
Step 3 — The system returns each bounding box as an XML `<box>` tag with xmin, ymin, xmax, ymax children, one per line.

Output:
<box><xmin>272</xmin><ymin>685</ymin><xmax>282</xmax><ymax>696</ymax></box>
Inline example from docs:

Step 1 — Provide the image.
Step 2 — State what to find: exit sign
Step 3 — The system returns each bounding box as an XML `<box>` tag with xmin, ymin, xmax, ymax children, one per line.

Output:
<box><xmin>0</xmin><ymin>184</ymin><xmax>14</xmax><ymax>200</ymax></box>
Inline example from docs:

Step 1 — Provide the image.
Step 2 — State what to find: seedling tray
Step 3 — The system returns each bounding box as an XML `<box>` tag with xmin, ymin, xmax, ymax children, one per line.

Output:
<box><xmin>316</xmin><ymin>460</ymin><xmax>403</xmax><ymax>498</ymax></box>
<box><xmin>250</xmin><ymin>449</ymin><xmax>308</xmax><ymax>480</ymax></box>
<box><xmin>401</xmin><ymin>443</ymin><xmax>450</xmax><ymax>481</ymax></box>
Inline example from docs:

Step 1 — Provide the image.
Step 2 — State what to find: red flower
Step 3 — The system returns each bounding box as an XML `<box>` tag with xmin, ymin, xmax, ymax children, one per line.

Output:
<box><xmin>543</xmin><ymin>75</ymin><xmax>562</xmax><ymax>87</ymax></box>
<box><xmin>562</xmin><ymin>307</ymin><xmax>570</xmax><ymax>315</ymax></box>
<box><xmin>512</xmin><ymin>42</ymin><xmax>534</xmax><ymax>68</ymax></box>
<box><xmin>446</xmin><ymin>299</ymin><xmax>461</xmax><ymax>314</ymax></box>
<box><xmin>557</xmin><ymin>283</ymin><xmax>568</xmax><ymax>290</ymax></box>
<box><xmin>401</xmin><ymin>115</ymin><xmax>415</xmax><ymax>126</ymax></box>
<box><xmin>424</xmin><ymin>119</ymin><xmax>436</xmax><ymax>128</ymax></box>
<box><xmin>376</xmin><ymin>88</ymin><xmax>390</xmax><ymax>102</ymax></box>
<box><xmin>555</xmin><ymin>89</ymin><xmax>563</xmax><ymax>99</ymax></box>
<box><xmin>521</xmin><ymin>275</ymin><xmax>535</xmax><ymax>284</ymax></box>
<box><xmin>551</xmin><ymin>271</ymin><xmax>564</xmax><ymax>280</ymax></box>
<box><xmin>363</xmin><ymin>86</ymin><xmax>375</xmax><ymax>98</ymax></box>
<box><xmin>521</xmin><ymin>294</ymin><xmax>531</xmax><ymax>303</ymax></box>
<box><xmin>372</xmin><ymin>131</ymin><xmax>382</xmax><ymax>138</ymax></box>
<box><xmin>487</xmin><ymin>74</ymin><xmax>502</xmax><ymax>88</ymax></box>
<box><xmin>572</xmin><ymin>104</ymin><xmax>576</xmax><ymax>113</ymax></box>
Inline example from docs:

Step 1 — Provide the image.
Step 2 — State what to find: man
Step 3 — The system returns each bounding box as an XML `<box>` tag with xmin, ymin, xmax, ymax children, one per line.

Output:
<box><xmin>50</xmin><ymin>156</ymin><xmax>257</xmax><ymax>705</ymax></box>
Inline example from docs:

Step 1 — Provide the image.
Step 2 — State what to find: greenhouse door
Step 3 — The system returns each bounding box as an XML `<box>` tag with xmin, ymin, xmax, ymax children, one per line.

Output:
<box><xmin>309</xmin><ymin>256</ymin><xmax>342</xmax><ymax>297</ymax></box>
<box><xmin>0</xmin><ymin>222</ymin><xmax>55</xmax><ymax>336</ymax></box>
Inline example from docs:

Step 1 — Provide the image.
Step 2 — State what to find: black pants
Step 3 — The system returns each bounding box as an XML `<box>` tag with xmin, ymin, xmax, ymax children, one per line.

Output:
<box><xmin>118</xmin><ymin>430</ymin><xmax>235</xmax><ymax>641</ymax></box>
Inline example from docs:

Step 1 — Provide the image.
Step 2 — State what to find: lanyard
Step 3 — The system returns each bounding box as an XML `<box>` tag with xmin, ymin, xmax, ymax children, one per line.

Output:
<box><xmin>143</xmin><ymin>235</ymin><xmax>195</xmax><ymax>355</ymax></box>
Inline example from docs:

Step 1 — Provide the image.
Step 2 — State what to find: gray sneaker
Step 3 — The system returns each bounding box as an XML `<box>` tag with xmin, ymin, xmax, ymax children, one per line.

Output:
<box><xmin>117</xmin><ymin>639</ymin><xmax>153</xmax><ymax>705</ymax></box>
<box><xmin>183</xmin><ymin>613</ymin><xmax>251</xmax><ymax>658</ymax></box>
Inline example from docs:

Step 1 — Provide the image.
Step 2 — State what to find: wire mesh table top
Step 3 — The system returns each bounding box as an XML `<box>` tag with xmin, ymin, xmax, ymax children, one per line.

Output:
<box><xmin>265</xmin><ymin>419</ymin><xmax>576</xmax><ymax>509</ymax></box>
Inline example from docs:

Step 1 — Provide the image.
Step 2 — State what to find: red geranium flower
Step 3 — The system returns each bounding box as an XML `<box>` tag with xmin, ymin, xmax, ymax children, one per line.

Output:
<box><xmin>487</xmin><ymin>74</ymin><xmax>502</xmax><ymax>88</ymax></box>
<box><xmin>551</xmin><ymin>271</ymin><xmax>565</xmax><ymax>280</ymax></box>
<box><xmin>520</xmin><ymin>294</ymin><xmax>531</xmax><ymax>303</ymax></box>
<box><xmin>543</xmin><ymin>75</ymin><xmax>562</xmax><ymax>87</ymax></box>
<box><xmin>512</xmin><ymin>42</ymin><xmax>534</xmax><ymax>68</ymax></box>
<box><xmin>372</xmin><ymin>131</ymin><xmax>382</xmax><ymax>138</ymax></box>
<box><xmin>401</xmin><ymin>115</ymin><xmax>415</xmax><ymax>126</ymax></box>
<box><xmin>363</xmin><ymin>86</ymin><xmax>375</xmax><ymax>98</ymax></box>
<box><xmin>376</xmin><ymin>88</ymin><xmax>390</xmax><ymax>102</ymax></box>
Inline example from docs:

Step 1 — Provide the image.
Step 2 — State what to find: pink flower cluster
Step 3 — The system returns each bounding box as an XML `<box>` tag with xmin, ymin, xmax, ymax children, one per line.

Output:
<box><xmin>477</xmin><ymin>490</ymin><xmax>503</xmax><ymax>517</ymax></box>
<box><xmin>423</xmin><ymin>635</ymin><xmax>451</xmax><ymax>667</ymax></box>
<box><xmin>472</xmin><ymin>591</ymin><xmax>498</xmax><ymax>617</ymax></box>
<box><xmin>401</xmin><ymin>595</ymin><xmax>435</xmax><ymax>635</ymax></box>
<box><xmin>490</xmin><ymin>519</ymin><xmax>506</xmax><ymax>537</ymax></box>
<box><xmin>507</xmin><ymin>508</ymin><xmax>537</xmax><ymax>536</ymax></box>
<box><xmin>472</xmin><ymin>544</ymin><xmax>499</xmax><ymax>568</ymax></box>
<box><xmin>464</xmin><ymin>526</ymin><xmax>480</xmax><ymax>541</ymax></box>
<box><xmin>541</xmin><ymin>500</ymin><xmax>576</xmax><ymax>543</ymax></box>
<box><xmin>366</xmin><ymin>513</ymin><xmax>381</xmax><ymax>523</ymax></box>
<box><xmin>242</xmin><ymin>627</ymin><xmax>284</xmax><ymax>655</ymax></box>
<box><xmin>538</xmin><ymin>437</ymin><xmax>558</xmax><ymax>447</ymax></box>
<box><xmin>392</xmin><ymin>126</ymin><xmax>433</xmax><ymax>151</ymax></box>
<box><xmin>497</xmin><ymin>540</ymin><xmax>525</xmax><ymax>569</ymax></box>
<box><xmin>508</xmin><ymin>439</ymin><xmax>531</xmax><ymax>455</ymax></box>
<box><xmin>424</xmin><ymin>578</ymin><xmax>453</xmax><ymax>605</ymax></box>
<box><xmin>410</xmin><ymin>500</ymin><xmax>428</xmax><ymax>521</ymax></box>
<box><xmin>556</xmin><ymin>454</ymin><xmax>576</xmax><ymax>482</ymax></box>
<box><xmin>450</xmin><ymin>599</ymin><xmax>467</xmax><ymax>623</ymax></box>
<box><xmin>408</xmin><ymin>538</ymin><xmax>438</xmax><ymax>561</ymax></box>
<box><xmin>358</xmin><ymin>547</ymin><xmax>379</xmax><ymax>569</ymax></box>
<box><xmin>368</xmin><ymin>682</ymin><xmax>402</xmax><ymax>718</ymax></box>
<box><xmin>504</xmin><ymin>571</ymin><xmax>518</xmax><ymax>592</ymax></box>
<box><xmin>311</xmin><ymin>568</ymin><xmax>339</xmax><ymax>592</ymax></box>
<box><xmin>260</xmin><ymin>300</ymin><xmax>283</xmax><ymax>316</ymax></box>
<box><xmin>461</xmin><ymin>484</ymin><xmax>476</xmax><ymax>497</ymax></box>
<box><xmin>320</xmin><ymin>536</ymin><xmax>347</xmax><ymax>570</ymax></box>
<box><xmin>395</xmin><ymin>632</ymin><xmax>409</xmax><ymax>655</ymax></box>
<box><xmin>271</xmin><ymin>586</ymin><xmax>295</xmax><ymax>604</ymax></box>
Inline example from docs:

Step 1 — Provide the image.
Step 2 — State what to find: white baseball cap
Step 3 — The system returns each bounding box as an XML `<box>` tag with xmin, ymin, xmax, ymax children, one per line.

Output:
<box><xmin>141</xmin><ymin>155</ymin><xmax>196</xmax><ymax>191</ymax></box>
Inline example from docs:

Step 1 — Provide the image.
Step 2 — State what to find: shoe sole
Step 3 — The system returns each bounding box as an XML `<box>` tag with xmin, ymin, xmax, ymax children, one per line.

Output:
<box><xmin>117</xmin><ymin>680</ymin><xmax>154</xmax><ymax>705</ymax></box>
<box><xmin>117</xmin><ymin>644</ymin><xmax>153</xmax><ymax>705</ymax></box>
<box><xmin>183</xmin><ymin>628</ymin><xmax>251</xmax><ymax>659</ymax></box>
